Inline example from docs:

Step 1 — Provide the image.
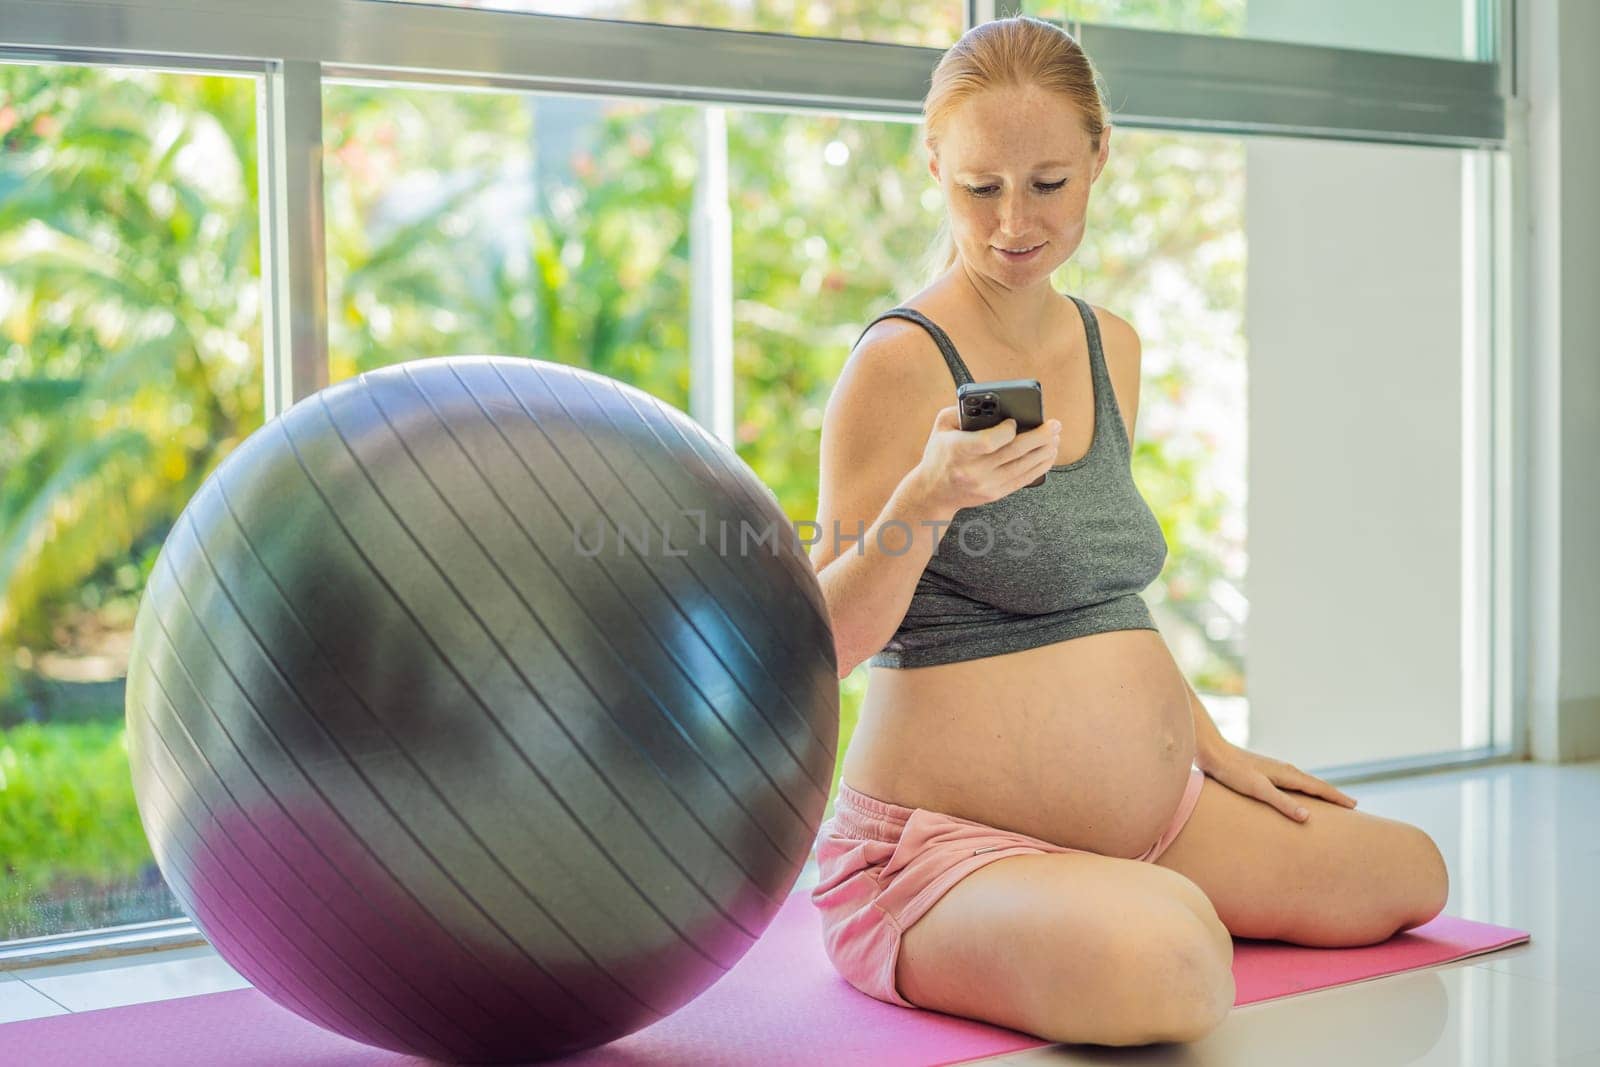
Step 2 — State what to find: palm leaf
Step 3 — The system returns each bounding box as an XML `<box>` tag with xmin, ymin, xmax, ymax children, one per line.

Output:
<box><xmin>0</xmin><ymin>428</ymin><xmax>159</xmax><ymax>646</ymax></box>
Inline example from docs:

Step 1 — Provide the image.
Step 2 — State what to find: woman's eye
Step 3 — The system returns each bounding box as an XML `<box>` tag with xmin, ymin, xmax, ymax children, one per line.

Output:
<box><xmin>968</xmin><ymin>180</ymin><xmax>1067</xmax><ymax>197</ymax></box>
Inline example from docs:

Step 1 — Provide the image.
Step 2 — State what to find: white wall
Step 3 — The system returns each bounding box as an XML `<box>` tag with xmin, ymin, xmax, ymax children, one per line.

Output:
<box><xmin>1243</xmin><ymin>136</ymin><xmax>1470</xmax><ymax>768</ymax></box>
<box><xmin>1526</xmin><ymin>0</ymin><xmax>1600</xmax><ymax>762</ymax></box>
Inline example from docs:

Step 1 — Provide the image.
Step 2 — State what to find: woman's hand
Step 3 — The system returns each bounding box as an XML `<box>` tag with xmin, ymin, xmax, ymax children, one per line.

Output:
<box><xmin>1196</xmin><ymin>739</ymin><xmax>1358</xmax><ymax>823</ymax></box>
<box><xmin>913</xmin><ymin>405</ymin><xmax>1061</xmax><ymax>515</ymax></box>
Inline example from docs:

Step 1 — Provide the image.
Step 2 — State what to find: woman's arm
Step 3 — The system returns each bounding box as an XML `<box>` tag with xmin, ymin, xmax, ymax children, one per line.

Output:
<box><xmin>817</xmin><ymin>468</ymin><xmax>956</xmax><ymax>679</ymax></box>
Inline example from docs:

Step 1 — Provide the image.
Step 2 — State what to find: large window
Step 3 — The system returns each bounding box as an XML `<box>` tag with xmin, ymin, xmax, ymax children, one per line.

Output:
<box><xmin>0</xmin><ymin>65</ymin><xmax>263</xmax><ymax>940</ymax></box>
<box><xmin>1</xmin><ymin>0</ymin><xmax>1514</xmax><ymax>952</ymax></box>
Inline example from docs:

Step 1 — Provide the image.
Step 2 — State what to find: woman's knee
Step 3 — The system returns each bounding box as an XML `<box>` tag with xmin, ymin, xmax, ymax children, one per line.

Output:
<box><xmin>1149</xmin><ymin>865</ymin><xmax>1233</xmax><ymax>968</ymax></box>
<box><xmin>1114</xmin><ymin>921</ymin><xmax>1234</xmax><ymax>1045</ymax></box>
<box><xmin>1153</xmin><ymin>920</ymin><xmax>1235</xmax><ymax>1043</ymax></box>
<box><xmin>1400</xmin><ymin>826</ymin><xmax>1450</xmax><ymax>929</ymax></box>
<box><xmin>1037</xmin><ymin>907</ymin><xmax>1234</xmax><ymax>1047</ymax></box>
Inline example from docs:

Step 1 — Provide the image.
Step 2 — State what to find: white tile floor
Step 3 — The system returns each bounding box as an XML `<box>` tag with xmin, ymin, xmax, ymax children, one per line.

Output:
<box><xmin>1</xmin><ymin>758</ymin><xmax>1596</xmax><ymax>1065</ymax></box>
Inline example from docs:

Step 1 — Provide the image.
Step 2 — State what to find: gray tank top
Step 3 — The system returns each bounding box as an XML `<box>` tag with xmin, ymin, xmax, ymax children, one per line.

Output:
<box><xmin>862</xmin><ymin>296</ymin><xmax>1169</xmax><ymax>669</ymax></box>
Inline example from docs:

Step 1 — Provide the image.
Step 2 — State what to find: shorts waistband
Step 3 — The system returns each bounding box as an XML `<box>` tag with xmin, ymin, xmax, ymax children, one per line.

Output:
<box><xmin>834</xmin><ymin>779</ymin><xmax>917</xmax><ymax>828</ymax></box>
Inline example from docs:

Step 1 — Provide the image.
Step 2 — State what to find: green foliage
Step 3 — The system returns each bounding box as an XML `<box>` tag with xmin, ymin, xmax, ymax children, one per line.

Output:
<box><xmin>725</xmin><ymin>113</ymin><xmax>938</xmax><ymax>523</ymax></box>
<box><xmin>322</xmin><ymin>88</ymin><xmax>695</xmax><ymax>407</ymax></box>
<box><xmin>0</xmin><ymin>67</ymin><xmax>265</xmax><ymax>705</ymax></box>
<box><xmin>0</xmin><ymin>37</ymin><xmax>1251</xmax><ymax>940</ymax></box>
<box><xmin>0</xmin><ymin>721</ymin><xmax>158</xmax><ymax>936</ymax></box>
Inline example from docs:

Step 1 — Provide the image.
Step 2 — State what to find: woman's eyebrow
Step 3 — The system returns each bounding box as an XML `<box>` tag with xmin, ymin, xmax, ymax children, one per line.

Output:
<box><xmin>955</xmin><ymin>160</ymin><xmax>1073</xmax><ymax>178</ymax></box>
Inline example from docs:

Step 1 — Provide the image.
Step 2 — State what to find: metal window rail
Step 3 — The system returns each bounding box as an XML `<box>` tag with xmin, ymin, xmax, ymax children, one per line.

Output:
<box><xmin>3</xmin><ymin>1</ymin><xmax>1503</xmax><ymax>142</ymax></box>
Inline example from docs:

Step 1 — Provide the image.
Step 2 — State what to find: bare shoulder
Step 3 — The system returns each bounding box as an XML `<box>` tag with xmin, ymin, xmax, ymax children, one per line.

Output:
<box><xmin>1086</xmin><ymin>303</ymin><xmax>1145</xmax><ymax>442</ymax></box>
<box><xmin>827</xmin><ymin>315</ymin><xmax>953</xmax><ymax>425</ymax></box>
<box><xmin>1087</xmin><ymin>303</ymin><xmax>1142</xmax><ymax>371</ymax></box>
<box><xmin>849</xmin><ymin>314</ymin><xmax>953</xmax><ymax>385</ymax></box>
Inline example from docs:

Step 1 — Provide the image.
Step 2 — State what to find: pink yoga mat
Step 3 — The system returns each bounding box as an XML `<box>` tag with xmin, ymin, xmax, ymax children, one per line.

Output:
<box><xmin>0</xmin><ymin>889</ymin><xmax>1528</xmax><ymax>1066</ymax></box>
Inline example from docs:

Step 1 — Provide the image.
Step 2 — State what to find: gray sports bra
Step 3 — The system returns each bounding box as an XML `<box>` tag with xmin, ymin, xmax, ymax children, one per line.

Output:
<box><xmin>862</xmin><ymin>296</ymin><xmax>1169</xmax><ymax>669</ymax></box>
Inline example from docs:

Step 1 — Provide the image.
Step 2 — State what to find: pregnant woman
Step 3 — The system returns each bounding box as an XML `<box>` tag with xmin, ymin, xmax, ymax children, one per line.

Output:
<box><xmin>807</xmin><ymin>16</ymin><xmax>1449</xmax><ymax>1048</ymax></box>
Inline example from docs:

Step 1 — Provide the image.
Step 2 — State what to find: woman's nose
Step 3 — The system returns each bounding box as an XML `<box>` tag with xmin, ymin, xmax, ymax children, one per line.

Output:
<box><xmin>995</xmin><ymin>190</ymin><xmax>1029</xmax><ymax>231</ymax></box>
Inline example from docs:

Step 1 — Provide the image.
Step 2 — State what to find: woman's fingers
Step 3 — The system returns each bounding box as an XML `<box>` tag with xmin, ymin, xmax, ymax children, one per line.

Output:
<box><xmin>1248</xmin><ymin>771</ymin><xmax>1312</xmax><ymax>825</ymax></box>
<box><xmin>997</xmin><ymin>430</ymin><xmax>1057</xmax><ymax>471</ymax></box>
<box><xmin>995</xmin><ymin>422</ymin><xmax>1060</xmax><ymax>465</ymax></box>
<box><xmin>1285</xmin><ymin>768</ymin><xmax>1358</xmax><ymax>808</ymax></box>
<box><xmin>991</xmin><ymin>437</ymin><xmax>1056</xmax><ymax>492</ymax></box>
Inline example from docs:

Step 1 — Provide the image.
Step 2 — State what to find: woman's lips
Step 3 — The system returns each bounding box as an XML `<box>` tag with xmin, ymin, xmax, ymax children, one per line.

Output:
<box><xmin>996</xmin><ymin>242</ymin><xmax>1044</xmax><ymax>262</ymax></box>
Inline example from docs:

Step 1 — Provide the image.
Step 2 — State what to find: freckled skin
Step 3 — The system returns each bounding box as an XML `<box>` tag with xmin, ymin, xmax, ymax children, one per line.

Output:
<box><xmin>927</xmin><ymin>84</ymin><xmax>1112</xmax><ymax>355</ymax></box>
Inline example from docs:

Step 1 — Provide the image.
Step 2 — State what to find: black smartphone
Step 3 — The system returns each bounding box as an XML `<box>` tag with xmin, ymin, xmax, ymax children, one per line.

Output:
<box><xmin>957</xmin><ymin>378</ymin><xmax>1047</xmax><ymax>488</ymax></box>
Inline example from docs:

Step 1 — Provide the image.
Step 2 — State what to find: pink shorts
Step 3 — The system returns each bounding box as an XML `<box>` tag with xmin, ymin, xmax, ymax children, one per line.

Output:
<box><xmin>809</xmin><ymin>766</ymin><xmax>1206</xmax><ymax>1009</ymax></box>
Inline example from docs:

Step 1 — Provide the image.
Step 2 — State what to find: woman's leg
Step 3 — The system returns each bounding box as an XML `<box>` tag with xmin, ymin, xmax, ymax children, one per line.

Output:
<box><xmin>894</xmin><ymin>850</ymin><xmax>1234</xmax><ymax>1046</ymax></box>
<box><xmin>1152</xmin><ymin>772</ymin><xmax>1449</xmax><ymax>945</ymax></box>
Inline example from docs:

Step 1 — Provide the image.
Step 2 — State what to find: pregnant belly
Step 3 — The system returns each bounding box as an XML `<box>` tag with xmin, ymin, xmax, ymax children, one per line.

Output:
<box><xmin>842</xmin><ymin>628</ymin><xmax>1199</xmax><ymax>859</ymax></box>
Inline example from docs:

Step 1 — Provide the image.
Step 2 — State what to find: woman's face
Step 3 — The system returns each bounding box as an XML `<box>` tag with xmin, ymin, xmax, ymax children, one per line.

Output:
<box><xmin>930</xmin><ymin>85</ymin><xmax>1110</xmax><ymax>288</ymax></box>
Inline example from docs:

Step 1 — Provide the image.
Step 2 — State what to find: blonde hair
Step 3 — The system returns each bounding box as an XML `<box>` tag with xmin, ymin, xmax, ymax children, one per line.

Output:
<box><xmin>920</xmin><ymin>16</ymin><xmax>1110</xmax><ymax>283</ymax></box>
